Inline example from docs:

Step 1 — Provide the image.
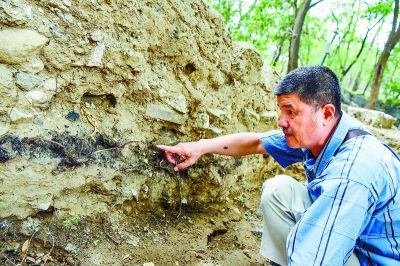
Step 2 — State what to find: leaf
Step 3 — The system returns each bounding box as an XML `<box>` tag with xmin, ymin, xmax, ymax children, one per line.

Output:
<box><xmin>21</xmin><ymin>239</ymin><xmax>30</xmax><ymax>253</ymax></box>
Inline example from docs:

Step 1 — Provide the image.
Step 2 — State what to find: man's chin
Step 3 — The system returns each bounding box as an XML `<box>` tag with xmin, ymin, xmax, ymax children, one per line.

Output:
<box><xmin>285</xmin><ymin>136</ymin><xmax>300</xmax><ymax>148</ymax></box>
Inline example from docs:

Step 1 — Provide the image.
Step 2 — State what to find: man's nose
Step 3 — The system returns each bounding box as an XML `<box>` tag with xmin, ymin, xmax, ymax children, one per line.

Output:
<box><xmin>278</xmin><ymin>118</ymin><xmax>288</xmax><ymax>128</ymax></box>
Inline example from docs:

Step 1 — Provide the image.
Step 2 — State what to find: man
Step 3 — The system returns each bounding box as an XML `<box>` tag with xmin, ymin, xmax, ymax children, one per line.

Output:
<box><xmin>157</xmin><ymin>66</ymin><xmax>400</xmax><ymax>265</ymax></box>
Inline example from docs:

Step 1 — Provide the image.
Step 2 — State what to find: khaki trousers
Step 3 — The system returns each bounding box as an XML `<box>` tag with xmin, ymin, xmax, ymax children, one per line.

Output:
<box><xmin>259</xmin><ymin>175</ymin><xmax>360</xmax><ymax>266</ymax></box>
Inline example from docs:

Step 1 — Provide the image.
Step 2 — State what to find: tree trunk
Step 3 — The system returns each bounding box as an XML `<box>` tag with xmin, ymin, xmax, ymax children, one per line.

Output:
<box><xmin>287</xmin><ymin>0</ymin><xmax>312</xmax><ymax>73</ymax></box>
<box><xmin>366</xmin><ymin>33</ymin><xmax>400</xmax><ymax>108</ymax></box>
<box><xmin>367</xmin><ymin>0</ymin><xmax>400</xmax><ymax>109</ymax></box>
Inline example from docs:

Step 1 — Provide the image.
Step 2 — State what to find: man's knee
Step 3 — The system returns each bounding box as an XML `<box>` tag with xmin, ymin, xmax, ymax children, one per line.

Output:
<box><xmin>260</xmin><ymin>175</ymin><xmax>295</xmax><ymax>209</ymax></box>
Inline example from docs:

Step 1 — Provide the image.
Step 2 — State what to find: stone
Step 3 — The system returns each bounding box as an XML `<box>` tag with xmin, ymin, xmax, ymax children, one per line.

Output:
<box><xmin>20</xmin><ymin>217</ymin><xmax>41</xmax><ymax>235</ymax></box>
<box><xmin>121</xmin><ymin>187</ymin><xmax>139</xmax><ymax>201</ymax></box>
<box><xmin>132</xmin><ymin>77</ymin><xmax>150</xmax><ymax>91</ymax></box>
<box><xmin>227</xmin><ymin>206</ymin><xmax>241</xmax><ymax>221</ymax></box>
<box><xmin>131</xmin><ymin>189</ymin><xmax>139</xmax><ymax>201</ymax></box>
<box><xmin>65</xmin><ymin>243</ymin><xmax>78</xmax><ymax>253</ymax></box>
<box><xmin>0</xmin><ymin>65</ymin><xmax>17</xmax><ymax>114</ymax></box>
<box><xmin>0</xmin><ymin>29</ymin><xmax>48</xmax><ymax>64</ymax></box>
<box><xmin>0</xmin><ymin>88</ymin><xmax>17</xmax><ymax>114</ymax></box>
<box><xmin>209</xmin><ymin>126</ymin><xmax>222</xmax><ymax>134</ymax></box>
<box><xmin>41</xmin><ymin>78</ymin><xmax>57</xmax><ymax>92</ymax></box>
<box><xmin>159</xmin><ymin>89</ymin><xmax>188</xmax><ymax>114</ymax></box>
<box><xmin>36</xmin><ymin>202</ymin><xmax>51</xmax><ymax>210</ymax></box>
<box><xmin>90</xmin><ymin>29</ymin><xmax>104</xmax><ymax>42</ymax></box>
<box><xmin>207</xmin><ymin>108</ymin><xmax>231</xmax><ymax>123</ymax></box>
<box><xmin>0</xmin><ymin>0</ymin><xmax>33</xmax><ymax>25</ymax></box>
<box><xmin>125</xmin><ymin>50</ymin><xmax>146</xmax><ymax>71</ymax></box>
<box><xmin>0</xmin><ymin>64</ymin><xmax>14</xmax><ymax>89</ymax></box>
<box><xmin>166</xmin><ymin>94</ymin><xmax>187</xmax><ymax>113</ymax></box>
<box><xmin>346</xmin><ymin>105</ymin><xmax>397</xmax><ymax>129</ymax></box>
<box><xmin>9</xmin><ymin>108</ymin><xmax>33</xmax><ymax>123</ymax></box>
<box><xmin>243</xmin><ymin>108</ymin><xmax>260</xmax><ymax>127</ymax></box>
<box><xmin>63</xmin><ymin>0</ymin><xmax>72</xmax><ymax>7</ymax></box>
<box><xmin>140</xmin><ymin>262</ymin><xmax>155</xmax><ymax>266</ymax></box>
<box><xmin>145</xmin><ymin>103</ymin><xmax>187</xmax><ymax>125</ymax></box>
<box><xmin>179</xmin><ymin>74</ymin><xmax>202</xmax><ymax>102</ymax></box>
<box><xmin>33</xmin><ymin>119</ymin><xmax>44</xmax><ymax>125</ymax></box>
<box><xmin>19</xmin><ymin>56</ymin><xmax>45</xmax><ymax>74</ymax></box>
<box><xmin>260</xmin><ymin>111</ymin><xmax>277</xmax><ymax>122</ymax></box>
<box><xmin>26</xmin><ymin>90</ymin><xmax>50</xmax><ymax>106</ymax></box>
<box><xmin>207</xmin><ymin>108</ymin><xmax>227</xmax><ymax>119</ymax></box>
<box><xmin>194</xmin><ymin>113</ymin><xmax>210</xmax><ymax>129</ymax></box>
<box><xmin>15</xmin><ymin>72</ymin><xmax>43</xmax><ymax>91</ymax></box>
<box><xmin>126</xmin><ymin>235</ymin><xmax>140</xmax><ymax>247</ymax></box>
<box><xmin>65</xmin><ymin>111</ymin><xmax>80</xmax><ymax>122</ymax></box>
<box><xmin>45</xmin><ymin>0</ymin><xmax>70</xmax><ymax>11</ymax></box>
<box><xmin>0</xmin><ymin>220</ymin><xmax>15</xmax><ymax>230</ymax></box>
<box><xmin>0</xmin><ymin>122</ymin><xmax>10</xmax><ymax>137</ymax></box>
<box><xmin>23</xmin><ymin>78</ymin><xmax>57</xmax><ymax>108</ymax></box>
<box><xmin>87</xmin><ymin>42</ymin><xmax>105</xmax><ymax>67</ymax></box>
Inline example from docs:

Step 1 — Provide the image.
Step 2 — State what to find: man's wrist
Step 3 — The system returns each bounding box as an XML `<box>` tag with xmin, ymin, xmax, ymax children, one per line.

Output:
<box><xmin>197</xmin><ymin>139</ymin><xmax>209</xmax><ymax>155</ymax></box>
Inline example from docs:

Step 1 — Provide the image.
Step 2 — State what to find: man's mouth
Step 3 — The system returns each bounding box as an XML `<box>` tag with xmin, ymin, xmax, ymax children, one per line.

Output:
<box><xmin>282</xmin><ymin>130</ymin><xmax>292</xmax><ymax>136</ymax></box>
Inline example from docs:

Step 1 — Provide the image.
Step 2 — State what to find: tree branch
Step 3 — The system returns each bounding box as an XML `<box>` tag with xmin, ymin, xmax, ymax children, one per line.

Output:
<box><xmin>392</xmin><ymin>0</ymin><xmax>399</xmax><ymax>33</ymax></box>
<box><xmin>369</xmin><ymin>15</ymin><xmax>384</xmax><ymax>31</ymax></box>
<box><xmin>309</xmin><ymin>0</ymin><xmax>325</xmax><ymax>10</ymax></box>
<box><xmin>321</xmin><ymin>10</ymin><xmax>339</xmax><ymax>65</ymax></box>
<box><xmin>342</xmin><ymin>25</ymin><xmax>371</xmax><ymax>77</ymax></box>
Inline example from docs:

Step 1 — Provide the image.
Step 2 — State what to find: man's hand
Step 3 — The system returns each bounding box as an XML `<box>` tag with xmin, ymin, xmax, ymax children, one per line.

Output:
<box><xmin>156</xmin><ymin>142</ymin><xmax>203</xmax><ymax>171</ymax></box>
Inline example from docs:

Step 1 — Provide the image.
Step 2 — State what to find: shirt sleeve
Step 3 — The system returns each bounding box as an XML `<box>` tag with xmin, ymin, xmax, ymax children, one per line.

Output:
<box><xmin>260</xmin><ymin>130</ymin><xmax>304</xmax><ymax>168</ymax></box>
<box><xmin>286</xmin><ymin>178</ymin><xmax>374</xmax><ymax>266</ymax></box>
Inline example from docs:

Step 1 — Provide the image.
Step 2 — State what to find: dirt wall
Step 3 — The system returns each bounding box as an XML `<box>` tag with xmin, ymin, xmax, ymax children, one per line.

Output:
<box><xmin>0</xmin><ymin>0</ymin><xmax>281</xmax><ymax>220</ymax></box>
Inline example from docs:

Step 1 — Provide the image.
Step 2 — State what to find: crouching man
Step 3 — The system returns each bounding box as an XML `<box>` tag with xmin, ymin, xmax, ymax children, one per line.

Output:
<box><xmin>157</xmin><ymin>66</ymin><xmax>400</xmax><ymax>266</ymax></box>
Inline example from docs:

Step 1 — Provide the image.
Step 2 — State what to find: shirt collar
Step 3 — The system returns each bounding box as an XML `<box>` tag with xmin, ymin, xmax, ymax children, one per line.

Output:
<box><xmin>312</xmin><ymin>112</ymin><xmax>352</xmax><ymax>177</ymax></box>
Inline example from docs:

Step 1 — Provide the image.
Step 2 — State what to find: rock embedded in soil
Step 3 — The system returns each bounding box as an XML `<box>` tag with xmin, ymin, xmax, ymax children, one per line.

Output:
<box><xmin>0</xmin><ymin>29</ymin><xmax>48</xmax><ymax>64</ymax></box>
<box><xmin>145</xmin><ymin>103</ymin><xmax>188</xmax><ymax>125</ymax></box>
<box><xmin>15</xmin><ymin>72</ymin><xmax>43</xmax><ymax>91</ymax></box>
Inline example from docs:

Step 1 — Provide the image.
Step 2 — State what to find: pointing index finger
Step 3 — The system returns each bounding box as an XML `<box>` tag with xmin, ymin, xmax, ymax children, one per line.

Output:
<box><xmin>156</xmin><ymin>144</ymin><xmax>180</xmax><ymax>154</ymax></box>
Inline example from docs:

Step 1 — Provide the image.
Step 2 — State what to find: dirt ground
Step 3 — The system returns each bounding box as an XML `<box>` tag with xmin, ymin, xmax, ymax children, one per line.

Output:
<box><xmin>1</xmin><ymin>202</ymin><xmax>272</xmax><ymax>266</ymax></box>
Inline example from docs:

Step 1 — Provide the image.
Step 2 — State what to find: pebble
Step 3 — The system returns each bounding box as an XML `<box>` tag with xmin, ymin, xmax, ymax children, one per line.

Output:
<box><xmin>9</xmin><ymin>108</ymin><xmax>33</xmax><ymax>123</ymax></box>
<box><xmin>0</xmin><ymin>220</ymin><xmax>14</xmax><ymax>229</ymax></box>
<box><xmin>66</xmin><ymin>111</ymin><xmax>80</xmax><ymax>121</ymax></box>
<box><xmin>140</xmin><ymin>263</ymin><xmax>155</xmax><ymax>266</ymax></box>
<box><xmin>15</xmin><ymin>72</ymin><xmax>43</xmax><ymax>91</ymax></box>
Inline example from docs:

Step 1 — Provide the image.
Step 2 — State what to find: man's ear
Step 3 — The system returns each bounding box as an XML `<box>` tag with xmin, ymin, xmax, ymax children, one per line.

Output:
<box><xmin>323</xmin><ymin>104</ymin><xmax>336</xmax><ymax>123</ymax></box>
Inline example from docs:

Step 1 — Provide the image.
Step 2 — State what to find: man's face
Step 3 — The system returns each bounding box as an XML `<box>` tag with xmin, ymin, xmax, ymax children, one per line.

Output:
<box><xmin>277</xmin><ymin>93</ymin><xmax>325</xmax><ymax>151</ymax></box>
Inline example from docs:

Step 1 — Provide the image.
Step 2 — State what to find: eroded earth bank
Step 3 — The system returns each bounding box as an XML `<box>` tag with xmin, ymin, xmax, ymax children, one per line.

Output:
<box><xmin>0</xmin><ymin>1</ymin><xmax>399</xmax><ymax>265</ymax></box>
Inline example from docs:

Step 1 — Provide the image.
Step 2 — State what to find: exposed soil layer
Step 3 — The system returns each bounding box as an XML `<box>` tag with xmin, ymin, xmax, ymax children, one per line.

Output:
<box><xmin>1</xmin><ymin>205</ymin><xmax>271</xmax><ymax>266</ymax></box>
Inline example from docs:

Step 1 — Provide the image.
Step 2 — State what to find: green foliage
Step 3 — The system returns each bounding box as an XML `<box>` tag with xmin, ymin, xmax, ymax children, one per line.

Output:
<box><xmin>208</xmin><ymin>0</ymin><xmax>294</xmax><ymax>59</ymax></box>
<box><xmin>383</xmin><ymin>80</ymin><xmax>400</xmax><ymax>105</ymax></box>
<box><xmin>365</xmin><ymin>0</ymin><xmax>395</xmax><ymax>19</ymax></box>
<box><xmin>207</xmin><ymin>0</ymin><xmax>399</xmax><ymax>107</ymax></box>
<box><xmin>63</xmin><ymin>214</ymin><xmax>81</xmax><ymax>227</ymax></box>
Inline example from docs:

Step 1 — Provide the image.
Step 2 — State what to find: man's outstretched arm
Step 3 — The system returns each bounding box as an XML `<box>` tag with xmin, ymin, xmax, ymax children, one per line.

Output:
<box><xmin>157</xmin><ymin>132</ymin><xmax>267</xmax><ymax>171</ymax></box>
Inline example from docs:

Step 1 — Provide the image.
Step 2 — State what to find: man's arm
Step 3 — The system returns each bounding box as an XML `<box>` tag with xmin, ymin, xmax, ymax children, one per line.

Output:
<box><xmin>157</xmin><ymin>132</ymin><xmax>267</xmax><ymax>171</ymax></box>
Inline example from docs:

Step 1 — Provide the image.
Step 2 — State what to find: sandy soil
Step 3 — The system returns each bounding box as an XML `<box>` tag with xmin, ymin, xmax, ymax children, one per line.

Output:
<box><xmin>1</xmin><ymin>203</ymin><xmax>272</xmax><ymax>266</ymax></box>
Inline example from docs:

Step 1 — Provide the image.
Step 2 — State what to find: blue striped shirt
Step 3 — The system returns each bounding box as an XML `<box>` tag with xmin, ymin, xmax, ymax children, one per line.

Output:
<box><xmin>261</xmin><ymin>113</ymin><xmax>400</xmax><ymax>265</ymax></box>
